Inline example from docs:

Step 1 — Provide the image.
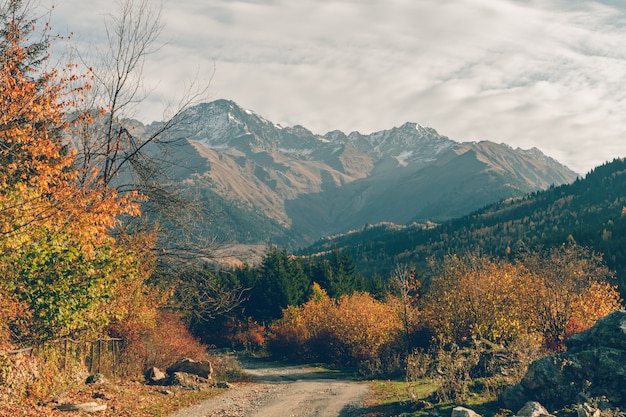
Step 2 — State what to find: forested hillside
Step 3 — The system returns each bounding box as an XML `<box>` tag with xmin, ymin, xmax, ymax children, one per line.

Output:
<box><xmin>300</xmin><ymin>158</ymin><xmax>626</xmax><ymax>293</ymax></box>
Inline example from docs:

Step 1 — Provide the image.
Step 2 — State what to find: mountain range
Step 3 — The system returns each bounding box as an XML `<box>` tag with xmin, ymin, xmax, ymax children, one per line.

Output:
<box><xmin>139</xmin><ymin>99</ymin><xmax>577</xmax><ymax>252</ymax></box>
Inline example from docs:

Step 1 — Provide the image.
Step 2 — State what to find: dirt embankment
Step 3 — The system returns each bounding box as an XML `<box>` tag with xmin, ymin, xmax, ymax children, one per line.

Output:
<box><xmin>167</xmin><ymin>359</ymin><xmax>369</xmax><ymax>417</ymax></box>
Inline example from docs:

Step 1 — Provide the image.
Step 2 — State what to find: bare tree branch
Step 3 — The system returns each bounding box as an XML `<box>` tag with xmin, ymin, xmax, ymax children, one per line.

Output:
<box><xmin>67</xmin><ymin>0</ymin><xmax>216</xmax><ymax>265</ymax></box>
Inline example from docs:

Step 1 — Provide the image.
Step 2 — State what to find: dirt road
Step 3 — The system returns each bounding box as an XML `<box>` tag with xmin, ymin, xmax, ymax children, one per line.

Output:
<box><xmin>167</xmin><ymin>359</ymin><xmax>369</xmax><ymax>417</ymax></box>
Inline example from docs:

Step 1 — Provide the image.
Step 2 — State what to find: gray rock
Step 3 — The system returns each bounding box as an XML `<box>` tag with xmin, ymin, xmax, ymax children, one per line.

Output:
<box><xmin>451</xmin><ymin>406</ymin><xmax>482</xmax><ymax>417</ymax></box>
<box><xmin>166</xmin><ymin>358</ymin><xmax>213</xmax><ymax>379</ymax></box>
<box><xmin>500</xmin><ymin>311</ymin><xmax>626</xmax><ymax>411</ymax></box>
<box><xmin>145</xmin><ymin>366</ymin><xmax>167</xmax><ymax>384</ymax></box>
<box><xmin>85</xmin><ymin>373</ymin><xmax>107</xmax><ymax>385</ymax></box>
<box><xmin>167</xmin><ymin>371</ymin><xmax>210</xmax><ymax>389</ymax></box>
<box><xmin>577</xmin><ymin>403</ymin><xmax>601</xmax><ymax>417</ymax></box>
<box><xmin>55</xmin><ymin>402</ymin><xmax>107</xmax><ymax>412</ymax></box>
<box><xmin>515</xmin><ymin>401</ymin><xmax>554</xmax><ymax>417</ymax></box>
<box><xmin>566</xmin><ymin>311</ymin><xmax>626</xmax><ymax>351</ymax></box>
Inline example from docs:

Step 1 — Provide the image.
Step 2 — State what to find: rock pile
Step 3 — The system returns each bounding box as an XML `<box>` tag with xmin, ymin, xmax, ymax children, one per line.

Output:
<box><xmin>456</xmin><ymin>400</ymin><xmax>617</xmax><ymax>417</ymax></box>
<box><xmin>145</xmin><ymin>358</ymin><xmax>215</xmax><ymax>390</ymax></box>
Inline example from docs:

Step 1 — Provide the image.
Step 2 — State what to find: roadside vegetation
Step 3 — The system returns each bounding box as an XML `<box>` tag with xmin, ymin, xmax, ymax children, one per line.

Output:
<box><xmin>0</xmin><ymin>0</ymin><xmax>624</xmax><ymax>416</ymax></box>
<box><xmin>187</xmin><ymin>245</ymin><xmax>621</xmax><ymax>415</ymax></box>
<box><xmin>0</xmin><ymin>0</ymin><xmax>236</xmax><ymax>414</ymax></box>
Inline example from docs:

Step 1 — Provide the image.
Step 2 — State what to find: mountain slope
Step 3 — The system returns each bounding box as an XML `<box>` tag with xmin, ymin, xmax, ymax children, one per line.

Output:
<box><xmin>152</xmin><ymin>99</ymin><xmax>577</xmax><ymax>248</ymax></box>
<box><xmin>300</xmin><ymin>158</ymin><xmax>626</xmax><ymax>292</ymax></box>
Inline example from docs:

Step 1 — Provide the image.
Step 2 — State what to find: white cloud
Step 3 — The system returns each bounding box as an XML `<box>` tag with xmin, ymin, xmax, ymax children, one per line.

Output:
<box><xmin>46</xmin><ymin>0</ymin><xmax>626</xmax><ymax>174</ymax></box>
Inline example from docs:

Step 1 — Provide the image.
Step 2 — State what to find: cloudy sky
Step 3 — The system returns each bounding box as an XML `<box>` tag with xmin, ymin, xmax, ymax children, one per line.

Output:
<box><xmin>47</xmin><ymin>0</ymin><xmax>626</xmax><ymax>174</ymax></box>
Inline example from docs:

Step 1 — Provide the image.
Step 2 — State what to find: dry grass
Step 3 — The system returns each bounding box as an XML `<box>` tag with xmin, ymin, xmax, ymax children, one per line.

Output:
<box><xmin>0</xmin><ymin>379</ymin><xmax>242</xmax><ymax>417</ymax></box>
<box><xmin>0</xmin><ymin>348</ymin><xmax>248</xmax><ymax>417</ymax></box>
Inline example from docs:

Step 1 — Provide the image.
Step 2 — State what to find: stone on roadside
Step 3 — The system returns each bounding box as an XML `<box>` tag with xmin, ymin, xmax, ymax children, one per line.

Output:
<box><xmin>166</xmin><ymin>358</ymin><xmax>213</xmax><ymax>379</ymax></box>
<box><xmin>55</xmin><ymin>402</ymin><xmax>107</xmax><ymax>412</ymax></box>
<box><xmin>145</xmin><ymin>366</ymin><xmax>167</xmax><ymax>384</ymax></box>
<box><xmin>515</xmin><ymin>401</ymin><xmax>554</xmax><ymax>417</ymax></box>
<box><xmin>451</xmin><ymin>406</ymin><xmax>482</xmax><ymax>417</ymax></box>
<box><xmin>85</xmin><ymin>373</ymin><xmax>107</xmax><ymax>385</ymax></box>
<box><xmin>167</xmin><ymin>371</ymin><xmax>210</xmax><ymax>389</ymax></box>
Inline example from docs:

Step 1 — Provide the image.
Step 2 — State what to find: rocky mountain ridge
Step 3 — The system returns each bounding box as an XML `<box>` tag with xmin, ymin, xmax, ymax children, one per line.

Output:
<box><xmin>146</xmin><ymin>99</ymin><xmax>578</xmax><ymax>248</ymax></box>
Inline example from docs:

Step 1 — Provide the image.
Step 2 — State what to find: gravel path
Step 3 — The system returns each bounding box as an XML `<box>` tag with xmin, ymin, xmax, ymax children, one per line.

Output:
<box><xmin>167</xmin><ymin>359</ymin><xmax>369</xmax><ymax>417</ymax></box>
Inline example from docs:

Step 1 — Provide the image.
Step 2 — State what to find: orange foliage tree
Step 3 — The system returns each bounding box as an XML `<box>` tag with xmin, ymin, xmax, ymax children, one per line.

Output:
<box><xmin>0</xmin><ymin>0</ymin><xmax>145</xmax><ymax>345</ymax></box>
<box><xmin>519</xmin><ymin>243</ymin><xmax>623</xmax><ymax>349</ymax></box>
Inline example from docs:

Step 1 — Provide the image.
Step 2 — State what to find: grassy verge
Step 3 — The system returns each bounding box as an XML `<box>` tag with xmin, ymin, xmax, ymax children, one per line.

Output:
<box><xmin>363</xmin><ymin>378</ymin><xmax>508</xmax><ymax>417</ymax></box>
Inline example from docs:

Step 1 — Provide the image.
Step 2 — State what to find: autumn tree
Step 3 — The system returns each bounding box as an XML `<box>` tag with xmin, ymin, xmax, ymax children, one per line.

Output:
<box><xmin>389</xmin><ymin>263</ymin><xmax>421</xmax><ymax>352</ymax></box>
<box><xmin>0</xmin><ymin>0</ymin><xmax>143</xmax><ymax>345</ymax></box>
<box><xmin>518</xmin><ymin>243</ymin><xmax>622</xmax><ymax>349</ymax></box>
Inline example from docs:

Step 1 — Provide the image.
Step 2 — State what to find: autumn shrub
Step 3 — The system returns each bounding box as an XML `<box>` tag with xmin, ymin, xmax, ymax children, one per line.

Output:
<box><xmin>332</xmin><ymin>292</ymin><xmax>403</xmax><ymax>365</ymax></box>
<box><xmin>268</xmin><ymin>285</ymin><xmax>403</xmax><ymax>369</ymax></box>
<box><xmin>110</xmin><ymin>308</ymin><xmax>245</xmax><ymax>381</ymax></box>
<box><xmin>500</xmin><ymin>332</ymin><xmax>547</xmax><ymax>382</ymax></box>
<box><xmin>267</xmin><ymin>300</ymin><xmax>331</xmax><ymax>363</ymax></box>
<box><xmin>110</xmin><ymin>310</ymin><xmax>208</xmax><ymax>377</ymax></box>
<box><xmin>410</xmin><ymin>246</ymin><xmax>622</xmax><ymax>405</ymax></box>
<box><xmin>357</xmin><ymin>347</ymin><xmax>405</xmax><ymax>378</ymax></box>
<box><xmin>519</xmin><ymin>243</ymin><xmax>623</xmax><ymax>350</ymax></box>
<box><xmin>97</xmin><ymin>233</ymin><xmax>205</xmax><ymax>377</ymax></box>
<box><xmin>405</xmin><ymin>349</ymin><xmax>436</xmax><ymax>381</ymax></box>
<box><xmin>227</xmin><ymin>318</ymin><xmax>266</xmax><ymax>352</ymax></box>
<box><xmin>420</xmin><ymin>254</ymin><xmax>542</xmax><ymax>347</ymax></box>
<box><xmin>405</xmin><ymin>339</ymin><xmax>540</xmax><ymax>404</ymax></box>
<box><xmin>420</xmin><ymin>248</ymin><xmax>622</xmax><ymax>353</ymax></box>
<box><xmin>210</xmin><ymin>353</ymin><xmax>246</xmax><ymax>381</ymax></box>
<box><xmin>0</xmin><ymin>289</ymin><xmax>29</xmax><ymax>350</ymax></box>
<box><xmin>0</xmin><ymin>352</ymin><xmax>49</xmax><ymax>403</ymax></box>
<box><xmin>0</xmin><ymin>343</ymin><xmax>90</xmax><ymax>404</ymax></box>
<box><xmin>146</xmin><ymin>311</ymin><xmax>209</xmax><ymax>367</ymax></box>
<box><xmin>430</xmin><ymin>344</ymin><xmax>479</xmax><ymax>403</ymax></box>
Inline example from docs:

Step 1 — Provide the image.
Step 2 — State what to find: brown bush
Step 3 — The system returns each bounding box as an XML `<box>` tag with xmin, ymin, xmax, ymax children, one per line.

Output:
<box><xmin>420</xmin><ymin>248</ymin><xmax>623</xmax><ymax>351</ymax></box>
<box><xmin>421</xmin><ymin>254</ymin><xmax>541</xmax><ymax>346</ymax></box>
<box><xmin>268</xmin><ymin>286</ymin><xmax>403</xmax><ymax>368</ymax></box>
<box><xmin>110</xmin><ymin>311</ymin><xmax>208</xmax><ymax>377</ymax></box>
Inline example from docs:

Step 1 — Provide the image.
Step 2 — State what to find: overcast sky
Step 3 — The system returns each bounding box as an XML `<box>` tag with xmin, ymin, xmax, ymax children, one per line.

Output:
<box><xmin>47</xmin><ymin>0</ymin><xmax>626</xmax><ymax>175</ymax></box>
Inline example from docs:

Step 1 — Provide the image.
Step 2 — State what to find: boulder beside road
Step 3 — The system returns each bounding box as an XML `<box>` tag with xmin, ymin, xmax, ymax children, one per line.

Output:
<box><xmin>500</xmin><ymin>310</ymin><xmax>626</xmax><ymax>411</ymax></box>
